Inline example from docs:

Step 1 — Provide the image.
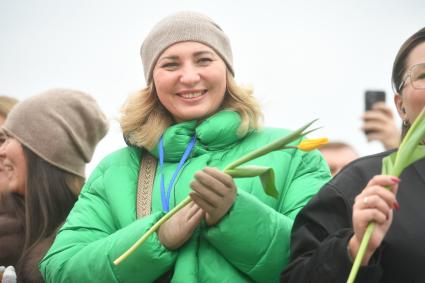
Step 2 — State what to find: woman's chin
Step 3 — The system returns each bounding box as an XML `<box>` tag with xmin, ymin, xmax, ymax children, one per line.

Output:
<box><xmin>173</xmin><ymin>109</ymin><xmax>215</xmax><ymax>123</ymax></box>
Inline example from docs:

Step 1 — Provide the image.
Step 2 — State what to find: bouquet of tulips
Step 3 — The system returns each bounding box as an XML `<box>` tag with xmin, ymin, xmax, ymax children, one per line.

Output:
<box><xmin>114</xmin><ymin>119</ymin><xmax>328</xmax><ymax>265</ymax></box>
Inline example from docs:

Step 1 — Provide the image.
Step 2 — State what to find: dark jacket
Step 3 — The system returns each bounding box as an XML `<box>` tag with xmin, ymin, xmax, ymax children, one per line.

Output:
<box><xmin>18</xmin><ymin>235</ymin><xmax>54</xmax><ymax>283</ymax></box>
<box><xmin>281</xmin><ymin>150</ymin><xmax>425</xmax><ymax>283</ymax></box>
<box><xmin>0</xmin><ymin>192</ymin><xmax>25</xmax><ymax>267</ymax></box>
<box><xmin>0</xmin><ymin>192</ymin><xmax>54</xmax><ymax>283</ymax></box>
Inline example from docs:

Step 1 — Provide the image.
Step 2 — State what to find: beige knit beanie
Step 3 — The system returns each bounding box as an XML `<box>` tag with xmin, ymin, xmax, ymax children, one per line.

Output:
<box><xmin>2</xmin><ymin>88</ymin><xmax>109</xmax><ymax>178</ymax></box>
<box><xmin>141</xmin><ymin>11</ymin><xmax>234</xmax><ymax>83</ymax></box>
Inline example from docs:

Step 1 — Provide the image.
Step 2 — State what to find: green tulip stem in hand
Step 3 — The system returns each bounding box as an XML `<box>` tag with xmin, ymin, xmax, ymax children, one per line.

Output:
<box><xmin>347</xmin><ymin>108</ymin><xmax>425</xmax><ymax>283</ymax></box>
<box><xmin>114</xmin><ymin>119</ymin><xmax>326</xmax><ymax>265</ymax></box>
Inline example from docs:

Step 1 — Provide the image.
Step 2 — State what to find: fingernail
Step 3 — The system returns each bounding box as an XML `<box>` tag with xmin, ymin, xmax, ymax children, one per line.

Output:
<box><xmin>393</xmin><ymin>201</ymin><xmax>400</xmax><ymax>211</ymax></box>
<box><xmin>391</xmin><ymin>177</ymin><xmax>401</xmax><ymax>184</ymax></box>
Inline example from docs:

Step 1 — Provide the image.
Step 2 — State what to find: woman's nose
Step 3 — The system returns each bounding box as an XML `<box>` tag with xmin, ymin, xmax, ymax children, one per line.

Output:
<box><xmin>179</xmin><ymin>64</ymin><xmax>200</xmax><ymax>85</ymax></box>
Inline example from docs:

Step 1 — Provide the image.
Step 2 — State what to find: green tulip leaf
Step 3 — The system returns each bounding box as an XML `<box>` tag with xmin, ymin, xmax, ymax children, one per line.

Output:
<box><xmin>393</xmin><ymin>110</ymin><xmax>425</xmax><ymax>177</ymax></box>
<box><xmin>404</xmin><ymin>145</ymin><xmax>425</xmax><ymax>166</ymax></box>
<box><xmin>399</xmin><ymin>108</ymin><xmax>425</xmax><ymax>150</ymax></box>
<box><xmin>226</xmin><ymin>166</ymin><xmax>278</xmax><ymax>198</ymax></box>
<box><xmin>382</xmin><ymin>152</ymin><xmax>397</xmax><ymax>176</ymax></box>
<box><xmin>259</xmin><ymin>168</ymin><xmax>278</xmax><ymax>198</ymax></box>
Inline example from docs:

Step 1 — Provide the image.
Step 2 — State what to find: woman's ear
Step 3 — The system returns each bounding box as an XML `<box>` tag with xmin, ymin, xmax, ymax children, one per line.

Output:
<box><xmin>394</xmin><ymin>94</ymin><xmax>407</xmax><ymax>120</ymax></box>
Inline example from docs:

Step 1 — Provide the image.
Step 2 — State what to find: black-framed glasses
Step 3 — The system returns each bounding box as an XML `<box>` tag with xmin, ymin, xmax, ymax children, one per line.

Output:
<box><xmin>399</xmin><ymin>62</ymin><xmax>425</xmax><ymax>91</ymax></box>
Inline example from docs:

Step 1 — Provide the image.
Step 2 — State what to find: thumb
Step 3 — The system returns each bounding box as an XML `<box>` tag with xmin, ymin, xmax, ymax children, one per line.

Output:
<box><xmin>2</xmin><ymin>266</ymin><xmax>17</xmax><ymax>283</ymax></box>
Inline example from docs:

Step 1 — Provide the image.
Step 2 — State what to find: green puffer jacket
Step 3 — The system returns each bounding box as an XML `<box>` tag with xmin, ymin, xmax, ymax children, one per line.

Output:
<box><xmin>40</xmin><ymin>111</ymin><xmax>330</xmax><ymax>283</ymax></box>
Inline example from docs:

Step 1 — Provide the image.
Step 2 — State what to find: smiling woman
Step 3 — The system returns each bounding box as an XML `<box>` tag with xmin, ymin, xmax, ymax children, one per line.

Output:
<box><xmin>0</xmin><ymin>89</ymin><xmax>108</xmax><ymax>283</ymax></box>
<box><xmin>40</xmin><ymin>11</ymin><xmax>331</xmax><ymax>283</ymax></box>
<box><xmin>153</xmin><ymin>42</ymin><xmax>227</xmax><ymax>123</ymax></box>
<box><xmin>0</xmin><ymin>133</ymin><xmax>27</xmax><ymax>195</ymax></box>
<box><xmin>0</xmin><ymin>96</ymin><xmax>18</xmax><ymax>193</ymax></box>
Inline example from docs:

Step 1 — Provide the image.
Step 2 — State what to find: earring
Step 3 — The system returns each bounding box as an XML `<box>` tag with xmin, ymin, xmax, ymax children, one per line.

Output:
<box><xmin>403</xmin><ymin>120</ymin><xmax>410</xmax><ymax>127</ymax></box>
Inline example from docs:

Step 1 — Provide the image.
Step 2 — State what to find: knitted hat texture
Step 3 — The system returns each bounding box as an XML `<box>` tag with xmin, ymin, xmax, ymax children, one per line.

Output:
<box><xmin>3</xmin><ymin>88</ymin><xmax>109</xmax><ymax>177</ymax></box>
<box><xmin>140</xmin><ymin>11</ymin><xmax>234</xmax><ymax>83</ymax></box>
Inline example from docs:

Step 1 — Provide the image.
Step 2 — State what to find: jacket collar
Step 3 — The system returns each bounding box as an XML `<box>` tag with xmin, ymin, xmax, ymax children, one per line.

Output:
<box><xmin>150</xmin><ymin>111</ymin><xmax>247</xmax><ymax>162</ymax></box>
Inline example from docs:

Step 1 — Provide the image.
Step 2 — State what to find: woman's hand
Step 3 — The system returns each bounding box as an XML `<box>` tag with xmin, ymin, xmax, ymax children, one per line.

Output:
<box><xmin>157</xmin><ymin>201</ymin><xmax>204</xmax><ymax>250</ymax></box>
<box><xmin>348</xmin><ymin>175</ymin><xmax>400</xmax><ymax>265</ymax></box>
<box><xmin>362</xmin><ymin>102</ymin><xmax>401</xmax><ymax>150</ymax></box>
<box><xmin>189</xmin><ymin>167</ymin><xmax>237</xmax><ymax>226</ymax></box>
<box><xmin>0</xmin><ymin>265</ymin><xmax>17</xmax><ymax>283</ymax></box>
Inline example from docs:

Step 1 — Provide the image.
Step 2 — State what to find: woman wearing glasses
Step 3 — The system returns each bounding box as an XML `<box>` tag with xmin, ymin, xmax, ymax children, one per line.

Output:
<box><xmin>282</xmin><ymin>27</ymin><xmax>425</xmax><ymax>282</ymax></box>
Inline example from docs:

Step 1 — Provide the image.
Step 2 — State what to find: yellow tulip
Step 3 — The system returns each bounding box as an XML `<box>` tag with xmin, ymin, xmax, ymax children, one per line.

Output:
<box><xmin>297</xmin><ymin>138</ymin><xmax>328</xmax><ymax>151</ymax></box>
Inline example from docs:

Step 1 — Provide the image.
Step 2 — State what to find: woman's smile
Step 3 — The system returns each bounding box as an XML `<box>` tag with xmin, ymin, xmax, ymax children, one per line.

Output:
<box><xmin>153</xmin><ymin>41</ymin><xmax>227</xmax><ymax>123</ymax></box>
<box><xmin>176</xmin><ymin>89</ymin><xmax>207</xmax><ymax>100</ymax></box>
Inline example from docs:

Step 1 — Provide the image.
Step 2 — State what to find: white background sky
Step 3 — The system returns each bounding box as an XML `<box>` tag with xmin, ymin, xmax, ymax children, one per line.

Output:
<box><xmin>1</xmin><ymin>0</ymin><xmax>424</xmax><ymax>175</ymax></box>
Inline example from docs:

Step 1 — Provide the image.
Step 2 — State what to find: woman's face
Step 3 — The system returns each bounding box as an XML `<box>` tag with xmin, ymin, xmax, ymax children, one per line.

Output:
<box><xmin>152</xmin><ymin>41</ymin><xmax>227</xmax><ymax>123</ymax></box>
<box><xmin>0</xmin><ymin>132</ymin><xmax>27</xmax><ymax>195</ymax></box>
<box><xmin>395</xmin><ymin>41</ymin><xmax>425</xmax><ymax>124</ymax></box>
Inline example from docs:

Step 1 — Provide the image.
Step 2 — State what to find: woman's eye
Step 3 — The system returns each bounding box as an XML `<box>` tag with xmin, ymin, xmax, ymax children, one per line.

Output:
<box><xmin>197</xmin><ymin>58</ymin><xmax>213</xmax><ymax>65</ymax></box>
<box><xmin>161</xmin><ymin>62</ymin><xmax>179</xmax><ymax>69</ymax></box>
<box><xmin>416</xmin><ymin>72</ymin><xmax>425</xmax><ymax>80</ymax></box>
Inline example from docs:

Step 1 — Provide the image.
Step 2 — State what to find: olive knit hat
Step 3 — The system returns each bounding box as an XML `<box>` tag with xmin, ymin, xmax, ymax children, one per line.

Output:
<box><xmin>140</xmin><ymin>11</ymin><xmax>234</xmax><ymax>83</ymax></box>
<box><xmin>2</xmin><ymin>88</ymin><xmax>109</xmax><ymax>178</ymax></box>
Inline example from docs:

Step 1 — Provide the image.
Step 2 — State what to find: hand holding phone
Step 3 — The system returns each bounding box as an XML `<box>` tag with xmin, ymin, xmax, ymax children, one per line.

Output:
<box><xmin>362</xmin><ymin>90</ymin><xmax>401</xmax><ymax>149</ymax></box>
<box><xmin>365</xmin><ymin>90</ymin><xmax>386</xmax><ymax>111</ymax></box>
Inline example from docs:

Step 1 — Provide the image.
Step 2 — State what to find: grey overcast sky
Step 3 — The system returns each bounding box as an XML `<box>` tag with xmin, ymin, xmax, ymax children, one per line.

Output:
<box><xmin>1</xmin><ymin>0</ymin><xmax>424</xmax><ymax>175</ymax></box>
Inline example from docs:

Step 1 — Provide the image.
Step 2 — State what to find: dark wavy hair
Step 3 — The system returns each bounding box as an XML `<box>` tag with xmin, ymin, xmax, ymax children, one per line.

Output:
<box><xmin>17</xmin><ymin>146</ymin><xmax>84</xmax><ymax>275</ymax></box>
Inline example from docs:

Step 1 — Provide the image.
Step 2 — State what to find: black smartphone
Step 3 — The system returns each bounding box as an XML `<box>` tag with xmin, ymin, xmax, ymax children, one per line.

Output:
<box><xmin>365</xmin><ymin>90</ymin><xmax>386</xmax><ymax>111</ymax></box>
<box><xmin>364</xmin><ymin>90</ymin><xmax>386</xmax><ymax>135</ymax></box>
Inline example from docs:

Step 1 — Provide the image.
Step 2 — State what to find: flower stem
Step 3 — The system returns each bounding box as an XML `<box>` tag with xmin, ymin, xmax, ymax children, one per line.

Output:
<box><xmin>114</xmin><ymin>119</ymin><xmax>320</xmax><ymax>265</ymax></box>
<box><xmin>113</xmin><ymin>196</ymin><xmax>192</xmax><ymax>265</ymax></box>
<box><xmin>224</xmin><ymin>126</ymin><xmax>314</xmax><ymax>171</ymax></box>
<box><xmin>347</xmin><ymin>222</ymin><xmax>375</xmax><ymax>283</ymax></box>
<box><xmin>114</xmin><ymin>167</ymin><xmax>241</xmax><ymax>265</ymax></box>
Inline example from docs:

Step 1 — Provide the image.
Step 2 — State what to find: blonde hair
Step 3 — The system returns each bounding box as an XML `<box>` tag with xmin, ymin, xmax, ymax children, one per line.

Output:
<box><xmin>120</xmin><ymin>70</ymin><xmax>262</xmax><ymax>150</ymax></box>
<box><xmin>0</xmin><ymin>95</ymin><xmax>18</xmax><ymax>118</ymax></box>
